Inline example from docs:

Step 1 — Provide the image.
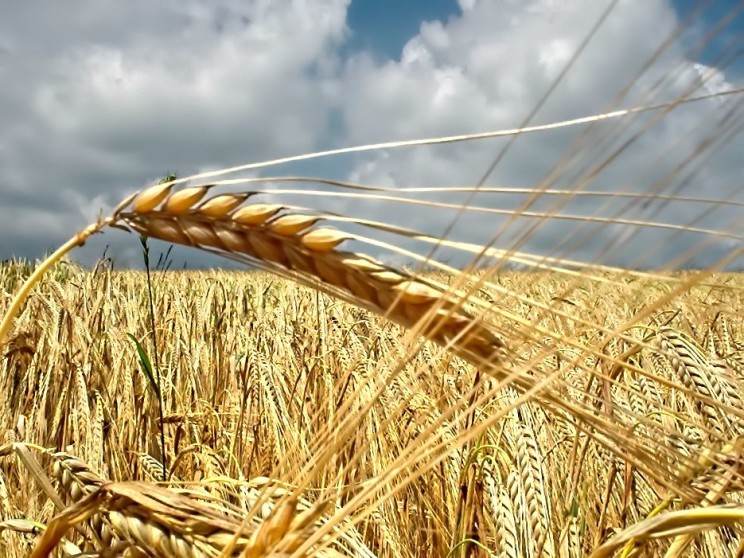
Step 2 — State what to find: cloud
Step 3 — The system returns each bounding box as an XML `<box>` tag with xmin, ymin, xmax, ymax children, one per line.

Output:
<box><xmin>0</xmin><ymin>0</ymin><xmax>741</xmax><ymax>270</ymax></box>
<box><xmin>337</xmin><ymin>0</ymin><xmax>743</xmax><ymax>269</ymax></box>
<box><xmin>0</xmin><ymin>0</ymin><xmax>349</xmax><ymax>264</ymax></box>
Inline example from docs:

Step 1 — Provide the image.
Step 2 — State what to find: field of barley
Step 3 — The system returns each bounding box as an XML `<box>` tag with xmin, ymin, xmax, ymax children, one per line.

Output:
<box><xmin>1</xmin><ymin>2</ymin><xmax>742</xmax><ymax>555</ymax></box>
<box><xmin>1</xmin><ymin>256</ymin><xmax>743</xmax><ymax>557</ymax></box>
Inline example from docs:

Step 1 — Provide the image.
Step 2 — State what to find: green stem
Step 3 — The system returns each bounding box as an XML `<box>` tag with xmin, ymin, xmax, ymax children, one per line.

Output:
<box><xmin>141</xmin><ymin>236</ymin><xmax>167</xmax><ymax>481</ymax></box>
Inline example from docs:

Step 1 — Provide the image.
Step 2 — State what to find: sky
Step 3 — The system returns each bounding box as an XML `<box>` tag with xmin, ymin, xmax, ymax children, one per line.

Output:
<box><xmin>0</xmin><ymin>0</ymin><xmax>742</xmax><ymax>270</ymax></box>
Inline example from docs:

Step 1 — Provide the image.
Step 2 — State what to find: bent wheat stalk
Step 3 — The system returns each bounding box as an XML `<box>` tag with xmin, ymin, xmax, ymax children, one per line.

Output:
<box><xmin>0</xmin><ymin>102</ymin><xmax>738</xmax><ymax>481</ymax></box>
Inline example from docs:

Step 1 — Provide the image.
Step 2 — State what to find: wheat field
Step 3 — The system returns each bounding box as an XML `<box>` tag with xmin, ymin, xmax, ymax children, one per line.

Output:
<box><xmin>1</xmin><ymin>2</ymin><xmax>744</xmax><ymax>557</ymax></box>
<box><xmin>1</xmin><ymin>260</ymin><xmax>743</xmax><ymax>556</ymax></box>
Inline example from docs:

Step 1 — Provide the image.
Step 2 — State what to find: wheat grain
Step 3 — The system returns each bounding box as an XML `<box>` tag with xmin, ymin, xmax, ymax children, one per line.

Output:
<box><xmin>113</xmin><ymin>186</ymin><xmax>507</xmax><ymax>367</ymax></box>
<box><xmin>657</xmin><ymin>328</ymin><xmax>739</xmax><ymax>438</ymax></box>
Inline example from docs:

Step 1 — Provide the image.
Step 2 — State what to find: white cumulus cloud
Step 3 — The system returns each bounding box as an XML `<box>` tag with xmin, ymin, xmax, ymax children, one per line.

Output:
<box><xmin>336</xmin><ymin>0</ymin><xmax>742</xmax><ymax>269</ymax></box>
<box><xmin>0</xmin><ymin>0</ymin><xmax>740</xmax><ymax>270</ymax></box>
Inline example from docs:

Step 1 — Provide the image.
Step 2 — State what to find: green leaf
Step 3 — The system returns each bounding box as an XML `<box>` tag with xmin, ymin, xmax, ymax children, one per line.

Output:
<box><xmin>127</xmin><ymin>333</ymin><xmax>160</xmax><ymax>398</ymax></box>
<box><xmin>139</xmin><ymin>235</ymin><xmax>150</xmax><ymax>266</ymax></box>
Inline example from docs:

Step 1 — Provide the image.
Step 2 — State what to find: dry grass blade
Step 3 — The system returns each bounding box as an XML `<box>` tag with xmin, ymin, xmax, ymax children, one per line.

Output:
<box><xmin>589</xmin><ymin>504</ymin><xmax>744</xmax><ymax>558</ymax></box>
<box><xmin>29</xmin><ymin>480</ymin><xmax>340</xmax><ymax>558</ymax></box>
<box><xmin>0</xmin><ymin>519</ymin><xmax>83</xmax><ymax>555</ymax></box>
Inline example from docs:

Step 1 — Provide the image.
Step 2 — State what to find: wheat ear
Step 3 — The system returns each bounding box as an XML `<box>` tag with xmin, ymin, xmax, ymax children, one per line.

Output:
<box><xmin>0</xmin><ymin>186</ymin><xmax>505</xmax><ymax>373</ymax></box>
<box><xmin>116</xmin><ymin>184</ymin><xmax>506</xmax><ymax>363</ymax></box>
